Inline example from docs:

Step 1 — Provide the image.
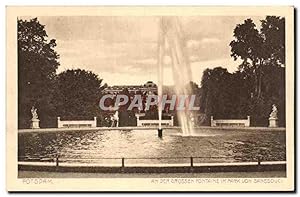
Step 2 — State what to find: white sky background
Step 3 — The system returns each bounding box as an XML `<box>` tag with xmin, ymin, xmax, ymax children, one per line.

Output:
<box><xmin>31</xmin><ymin>16</ymin><xmax>263</xmax><ymax>86</ymax></box>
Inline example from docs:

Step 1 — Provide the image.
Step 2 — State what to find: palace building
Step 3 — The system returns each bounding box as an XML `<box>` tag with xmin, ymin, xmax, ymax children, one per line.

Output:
<box><xmin>103</xmin><ymin>81</ymin><xmax>157</xmax><ymax>95</ymax></box>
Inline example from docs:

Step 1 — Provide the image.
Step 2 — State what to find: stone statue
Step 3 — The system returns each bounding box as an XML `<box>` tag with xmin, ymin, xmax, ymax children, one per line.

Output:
<box><xmin>269</xmin><ymin>104</ymin><xmax>278</xmax><ymax>119</ymax></box>
<box><xmin>110</xmin><ymin>111</ymin><xmax>119</xmax><ymax>127</ymax></box>
<box><xmin>30</xmin><ymin>106</ymin><xmax>40</xmax><ymax>129</ymax></box>
<box><xmin>31</xmin><ymin>106</ymin><xmax>38</xmax><ymax>120</ymax></box>
<box><xmin>269</xmin><ymin>104</ymin><xmax>278</xmax><ymax>127</ymax></box>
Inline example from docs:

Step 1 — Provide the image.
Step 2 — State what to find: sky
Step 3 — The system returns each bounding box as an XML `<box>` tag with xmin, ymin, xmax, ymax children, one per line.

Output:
<box><xmin>30</xmin><ymin>16</ymin><xmax>263</xmax><ymax>86</ymax></box>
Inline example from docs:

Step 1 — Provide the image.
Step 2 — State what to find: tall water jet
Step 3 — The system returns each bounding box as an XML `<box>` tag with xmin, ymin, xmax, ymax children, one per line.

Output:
<box><xmin>157</xmin><ymin>17</ymin><xmax>164</xmax><ymax>137</ymax></box>
<box><xmin>157</xmin><ymin>17</ymin><xmax>195</xmax><ymax>136</ymax></box>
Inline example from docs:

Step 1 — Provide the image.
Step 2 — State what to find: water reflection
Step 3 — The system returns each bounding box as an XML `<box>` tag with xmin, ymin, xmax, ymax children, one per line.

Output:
<box><xmin>18</xmin><ymin>129</ymin><xmax>286</xmax><ymax>164</ymax></box>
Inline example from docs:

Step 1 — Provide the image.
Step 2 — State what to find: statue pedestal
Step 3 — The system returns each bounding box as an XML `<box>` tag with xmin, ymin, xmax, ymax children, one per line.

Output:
<box><xmin>30</xmin><ymin>119</ymin><xmax>40</xmax><ymax>129</ymax></box>
<box><xmin>269</xmin><ymin>117</ymin><xmax>278</xmax><ymax>128</ymax></box>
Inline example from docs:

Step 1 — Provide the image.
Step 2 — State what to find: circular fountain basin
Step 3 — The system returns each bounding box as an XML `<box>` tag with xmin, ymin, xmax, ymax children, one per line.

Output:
<box><xmin>18</xmin><ymin>128</ymin><xmax>286</xmax><ymax>165</ymax></box>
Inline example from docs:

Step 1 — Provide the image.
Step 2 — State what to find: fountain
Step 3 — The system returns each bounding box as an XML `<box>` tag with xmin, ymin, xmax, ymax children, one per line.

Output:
<box><xmin>157</xmin><ymin>17</ymin><xmax>195</xmax><ymax>136</ymax></box>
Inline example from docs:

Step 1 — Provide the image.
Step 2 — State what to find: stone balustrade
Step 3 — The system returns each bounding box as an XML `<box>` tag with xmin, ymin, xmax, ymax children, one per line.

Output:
<box><xmin>211</xmin><ymin>116</ymin><xmax>250</xmax><ymax>127</ymax></box>
<box><xmin>57</xmin><ymin>117</ymin><xmax>97</xmax><ymax>128</ymax></box>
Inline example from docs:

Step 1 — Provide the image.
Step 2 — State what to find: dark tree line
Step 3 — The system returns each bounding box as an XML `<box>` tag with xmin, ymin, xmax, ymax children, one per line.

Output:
<box><xmin>18</xmin><ymin>18</ymin><xmax>105</xmax><ymax>128</ymax></box>
<box><xmin>200</xmin><ymin>16</ymin><xmax>285</xmax><ymax>126</ymax></box>
<box><xmin>18</xmin><ymin>18</ymin><xmax>59</xmax><ymax>128</ymax></box>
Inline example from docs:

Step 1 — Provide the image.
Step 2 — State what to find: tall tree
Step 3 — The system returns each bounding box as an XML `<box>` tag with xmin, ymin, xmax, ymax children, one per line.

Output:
<box><xmin>18</xmin><ymin>18</ymin><xmax>59</xmax><ymax>128</ymax></box>
<box><xmin>230</xmin><ymin>19</ymin><xmax>264</xmax><ymax>98</ymax></box>
<box><xmin>230</xmin><ymin>16</ymin><xmax>285</xmax><ymax>99</ymax></box>
<box><xmin>229</xmin><ymin>16</ymin><xmax>285</xmax><ymax>126</ymax></box>
<box><xmin>54</xmin><ymin>69</ymin><xmax>104</xmax><ymax>121</ymax></box>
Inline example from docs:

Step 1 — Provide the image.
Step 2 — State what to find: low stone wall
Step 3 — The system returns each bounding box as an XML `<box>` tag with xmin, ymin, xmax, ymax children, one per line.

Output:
<box><xmin>136</xmin><ymin>116</ymin><xmax>174</xmax><ymax>127</ymax></box>
<box><xmin>18</xmin><ymin>126</ymin><xmax>286</xmax><ymax>134</ymax></box>
<box><xmin>18</xmin><ymin>161</ymin><xmax>286</xmax><ymax>174</ymax></box>
<box><xmin>57</xmin><ymin>117</ymin><xmax>97</xmax><ymax>128</ymax></box>
<box><xmin>211</xmin><ymin>116</ymin><xmax>250</xmax><ymax>127</ymax></box>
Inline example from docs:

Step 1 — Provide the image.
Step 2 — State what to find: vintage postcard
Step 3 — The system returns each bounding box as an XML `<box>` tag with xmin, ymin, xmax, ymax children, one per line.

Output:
<box><xmin>6</xmin><ymin>6</ymin><xmax>294</xmax><ymax>192</ymax></box>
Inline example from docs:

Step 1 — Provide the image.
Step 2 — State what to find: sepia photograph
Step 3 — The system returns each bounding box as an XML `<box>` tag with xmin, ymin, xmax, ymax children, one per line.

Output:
<box><xmin>6</xmin><ymin>6</ymin><xmax>294</xmax><ymax>191</ymax></box>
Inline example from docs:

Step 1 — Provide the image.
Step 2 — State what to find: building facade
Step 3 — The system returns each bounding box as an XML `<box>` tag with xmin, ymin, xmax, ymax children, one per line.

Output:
<box><xmin>103</xmin><ymin>81</ymin><xmax>157</xmax><ymax>95</ymax></box>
